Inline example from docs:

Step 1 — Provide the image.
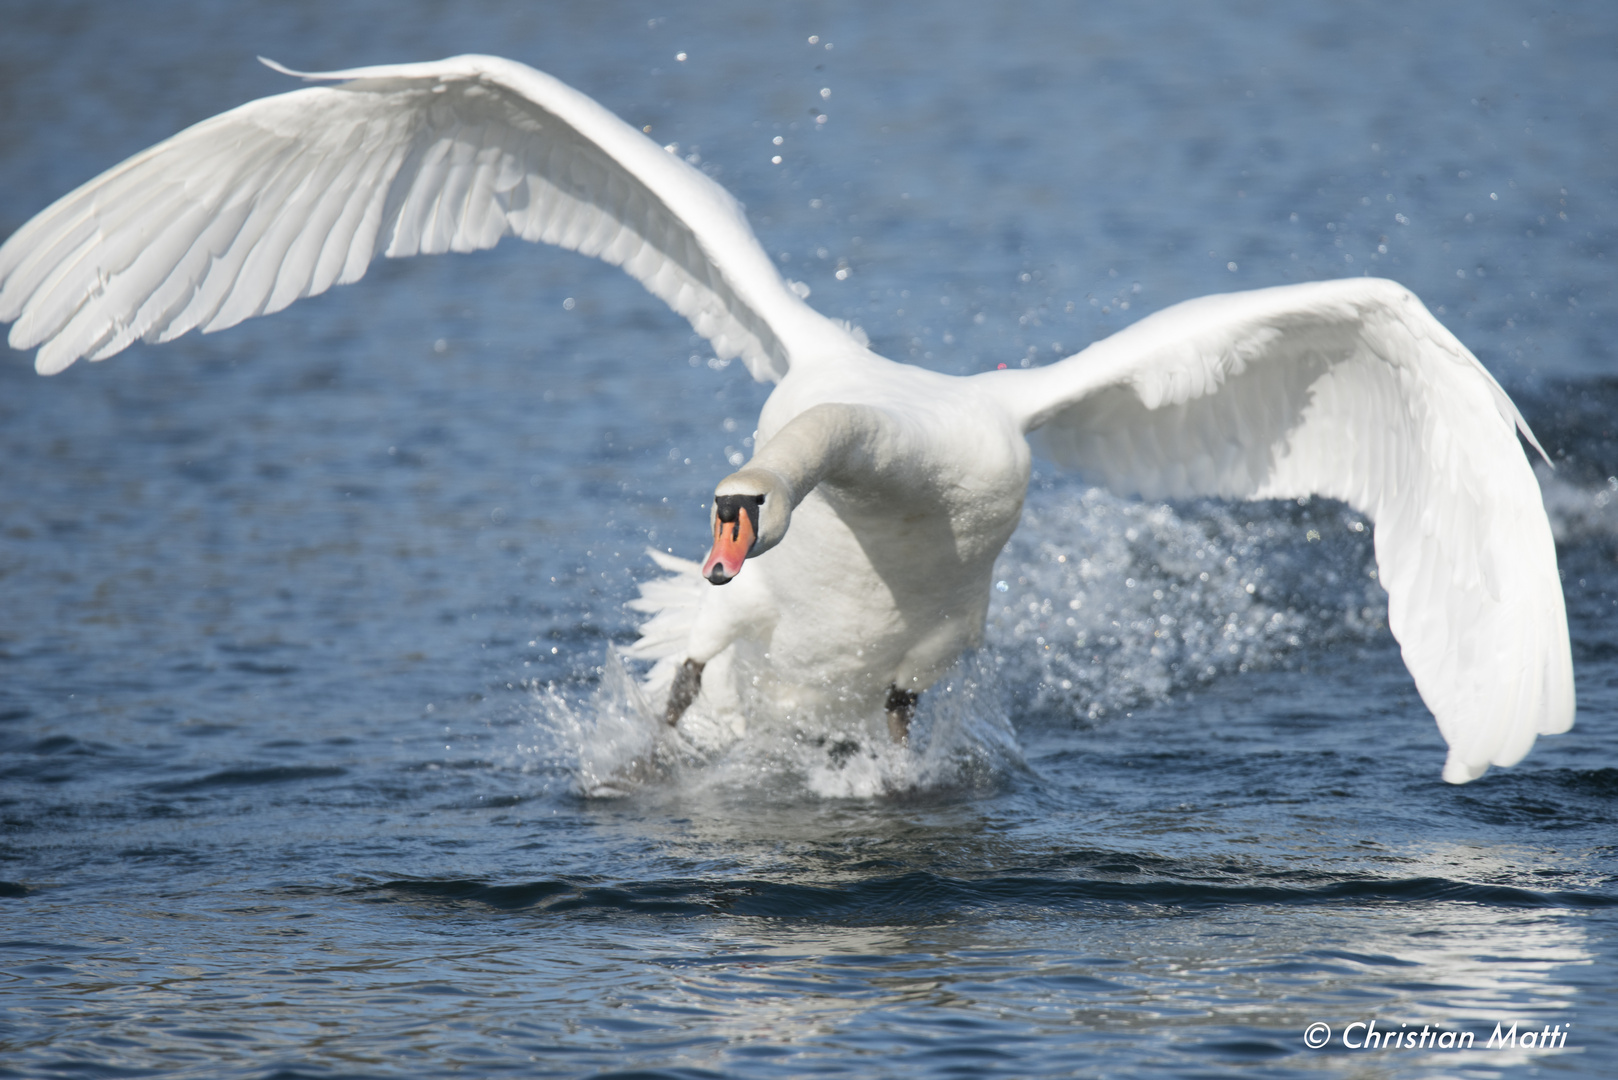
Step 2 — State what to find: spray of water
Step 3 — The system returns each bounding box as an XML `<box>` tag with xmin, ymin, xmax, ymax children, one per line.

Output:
<box><xmin>1537</xmin><ymin>464</ymin><xmax>1618</xmax><ymax>546</ymax></box>
<box><xmin>991</xmin><ymin>480</ymin><xmax>1387</xmax><ymax>720</ymax></box>
<box><xmin>527</xmin><ymin>478</ymin><xmax>1390</xmax><ymax>800</ymax></box>
<box><xmin>530</xmin><ymin>645</ymin><xmax>1024</xmax><ymax>800</ymax></box>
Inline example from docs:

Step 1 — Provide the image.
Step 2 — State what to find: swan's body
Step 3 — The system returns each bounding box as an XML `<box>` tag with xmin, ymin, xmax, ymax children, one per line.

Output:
<box><xmin>0</xmin><ymin>56</ymin><xmax>1573</xmax><ymax>782</ymax></box>
<box><xmin>683</xmin><ymin>366</ymin><xmax>1032</xmax><ymax>716</ymax></box>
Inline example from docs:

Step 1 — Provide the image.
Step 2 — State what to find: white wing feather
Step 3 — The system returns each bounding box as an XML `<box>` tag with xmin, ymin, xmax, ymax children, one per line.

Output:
<box><xmin>990</xmin><ymin>278</ymin><xmax>1572</xmax><ymax>783</ymax></box>
<box><xmin>0</xmin><ymin>55</ymin><xmax>840</xmax><ymax>380</ymax></box>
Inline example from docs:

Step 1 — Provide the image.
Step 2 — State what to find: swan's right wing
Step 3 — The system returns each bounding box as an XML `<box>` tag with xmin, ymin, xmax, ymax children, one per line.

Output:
<box><xmin>986</xmin><ymin>278</ymin><xmax>1572</xmax><ymax>783</ymax></box>
<box><xmin>1</xmin><ymin>55</ymin><xmax>845</xmax><ymax>379</ymax></box>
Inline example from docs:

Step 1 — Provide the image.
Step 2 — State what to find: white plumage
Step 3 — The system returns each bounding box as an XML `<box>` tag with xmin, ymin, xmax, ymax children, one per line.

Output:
<box><xmin>0</xmin><ymin>55</ymin><xmax>1573</xmax><ymax>783</ymax></box>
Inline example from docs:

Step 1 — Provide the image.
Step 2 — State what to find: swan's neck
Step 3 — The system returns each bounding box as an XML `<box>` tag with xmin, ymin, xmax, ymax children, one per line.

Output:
<box><xmin>749</xmin><ymin>402</ymin><xmax>893</xmax><ymax>510</ymax></box>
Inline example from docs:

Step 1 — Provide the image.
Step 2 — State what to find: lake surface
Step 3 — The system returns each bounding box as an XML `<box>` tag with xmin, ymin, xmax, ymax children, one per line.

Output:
<box><xmin>2</xmin><ymin>2</ymin><xmax>1616</xmax><ymax>1077</ymax></box>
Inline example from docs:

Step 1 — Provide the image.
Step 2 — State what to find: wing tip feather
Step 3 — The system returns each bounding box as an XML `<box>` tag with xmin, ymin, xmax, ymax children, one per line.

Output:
<box><xmin>33</xmin><ymin>342</ymin><xmax>79</xmax><ymax>375</ymax></box>
<box><xmin>1442</xmin><ymin>753</ymin><xmax>1489</xmax><ymax>784</ymax></box>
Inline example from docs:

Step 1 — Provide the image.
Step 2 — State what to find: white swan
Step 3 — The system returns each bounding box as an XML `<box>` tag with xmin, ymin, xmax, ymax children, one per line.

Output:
<box><xmin>0</xmin><ymin>55</ymin><xmax>1573</xmax><ymax>783</ymax></box>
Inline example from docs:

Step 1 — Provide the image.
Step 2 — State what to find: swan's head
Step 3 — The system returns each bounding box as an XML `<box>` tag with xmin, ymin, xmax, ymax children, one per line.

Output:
<box><xmin>701</xmin><ymin>467</ymin><xmax>793</xmax><ymax>585</ymax></box>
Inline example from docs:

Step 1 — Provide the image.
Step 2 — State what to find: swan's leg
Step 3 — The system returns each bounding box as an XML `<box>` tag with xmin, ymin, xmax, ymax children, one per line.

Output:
<box><xmin>885</xmin><ymin>685</ymin><xmax>919</xmax><ymax>743</ymax></box>
<box><xmin>665</xmin><ymin>558</ymin><xmax>769</xmax><ymax>728</ymax></box>
<box><xmin>666</xmin><ymin>658</ymin><xmax>705</xmax><ymax>726</ymax></box>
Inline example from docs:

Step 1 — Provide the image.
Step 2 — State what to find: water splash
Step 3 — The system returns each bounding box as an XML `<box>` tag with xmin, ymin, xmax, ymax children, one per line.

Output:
<box><xmin>706</xmin><ymin>649</ymin><xmax>1025</xmax><ymax>801</ymax></box>
<box><xmin>1537</xmin><ymin>465</ymin><xmax>1618</xmax><ymax>546</ymax></box>
<box><xmin>528</xmin><ymin>481</ymin><xmax>1392</xmax><ymax>799</ymax></box>
<box><xmin>991</xmin><ymin>481</ymin><xmax>1387</xmax><ymax>719</ymax></box>
<box><xmin>530</xmin><ymin>649</ymin><xmax>684</xmax><ymax>798</ymax></box>
<box><xmin>531</xmin><ymin>646</ymin><xmax>1023</xmax><ymax>801</ymax></box>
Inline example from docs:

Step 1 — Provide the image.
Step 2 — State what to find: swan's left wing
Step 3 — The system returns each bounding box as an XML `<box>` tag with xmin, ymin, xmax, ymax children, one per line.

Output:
<box><xmin>0</xmin><ymin>55</ymin><xmax>841</xmax><ymax>379</ymax></box>
<box><xmin>984</xmin><ymin>277</ymin><xmax>1572</xmax><ymax>783</ymax></box>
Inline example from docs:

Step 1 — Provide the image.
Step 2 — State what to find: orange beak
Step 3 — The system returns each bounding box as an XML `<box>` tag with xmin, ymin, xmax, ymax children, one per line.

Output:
<box><xmin>702</xmin><ymin>506</ymin><xmax>757</xmax><ymax>585</ymax></box>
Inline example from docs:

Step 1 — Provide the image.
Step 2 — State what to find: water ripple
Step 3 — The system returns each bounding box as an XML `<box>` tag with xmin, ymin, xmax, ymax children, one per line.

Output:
<box><xmin>359</xmin><ymin>870</ymin><xmax>1618</xmax><ymax>924</ymax></box>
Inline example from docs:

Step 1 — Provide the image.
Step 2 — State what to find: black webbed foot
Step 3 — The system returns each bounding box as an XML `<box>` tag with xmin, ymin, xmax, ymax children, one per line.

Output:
<box><xmin>665</xmin><ymin>658</ymin><xmax>704</xmax><ymax>726</ymax></box>
<box><xmin>885</xmin><ymin>684</ymin><xmax>919</xmax><ymax>744</ymax></box>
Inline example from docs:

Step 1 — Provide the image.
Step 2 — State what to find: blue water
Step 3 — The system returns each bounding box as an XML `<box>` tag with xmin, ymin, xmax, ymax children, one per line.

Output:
<box><xmin>2</xmin><ymin>2</ymin><xmax>1616</xmax><ymax>1077</ymax></box>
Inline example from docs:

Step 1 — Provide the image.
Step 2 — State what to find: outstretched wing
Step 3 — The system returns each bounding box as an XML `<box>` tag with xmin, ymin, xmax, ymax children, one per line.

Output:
<box><xmin>985</xmin><ymin>277</ymin><xmax>1572</xmax><ymax>783</ymax></box>
<box><xmin>0</xmin><ymin>55</ymin><xmax>841</xmax><ymax>379</ymax></box>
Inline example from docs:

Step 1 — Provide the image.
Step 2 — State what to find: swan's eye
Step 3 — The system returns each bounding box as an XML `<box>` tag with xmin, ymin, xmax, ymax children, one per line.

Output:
<box><xmin>714</xmin><ymin>493</ymin><xmax>763</xmax><ymax>522</ymax></box>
